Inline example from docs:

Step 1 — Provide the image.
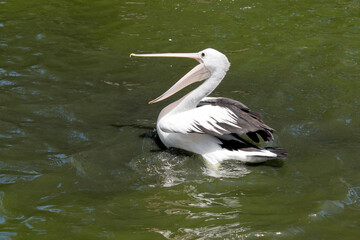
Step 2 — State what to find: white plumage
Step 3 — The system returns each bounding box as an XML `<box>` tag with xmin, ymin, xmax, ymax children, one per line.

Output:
<box><xmin>159</xmin><ymin>102</ymin><xmax>241</xmax><ymax>135</ymax></box>
<box><xmin>130</xmin><ymin>48</ymin><xmax>287</xmax><ymax>167</ymax></box>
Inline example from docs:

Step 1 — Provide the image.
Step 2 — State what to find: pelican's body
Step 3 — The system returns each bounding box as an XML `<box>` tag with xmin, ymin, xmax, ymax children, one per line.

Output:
<box><xmin>131</xmin><ymin>48</ymin><xmax>287</xmax><ymax>167</ymax></box>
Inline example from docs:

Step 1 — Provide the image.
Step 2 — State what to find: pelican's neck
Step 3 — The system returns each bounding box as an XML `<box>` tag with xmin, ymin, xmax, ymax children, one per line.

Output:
<box><xmin>168</xmin><ymin>69</ymin><xmax>227</xmax><ymax>114</ymax></box>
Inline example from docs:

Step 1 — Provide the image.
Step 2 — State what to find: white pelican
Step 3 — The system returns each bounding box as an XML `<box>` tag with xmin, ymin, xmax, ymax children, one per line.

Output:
<box><xmin>130</xmin><ymin>48</ymin><xmax>287</xmax><ymax>167</ymax></box>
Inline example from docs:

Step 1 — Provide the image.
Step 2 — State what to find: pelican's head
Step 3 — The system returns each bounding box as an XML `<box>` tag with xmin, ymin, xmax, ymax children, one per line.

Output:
<box><xmin>198</xmin><ymin>48</ymin><xmax>230</xmax><ymax>74</ymax></box>
<box><xmin>130</xmin><ymin>48</ymin><xmax>230</xmax><ymax>104</ymax></box>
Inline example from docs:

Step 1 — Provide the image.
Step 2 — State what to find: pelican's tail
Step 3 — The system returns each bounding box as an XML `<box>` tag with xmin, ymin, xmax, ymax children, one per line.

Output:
<box><xmin>201</xmin><ymin>135</ymin><xmax>288</xmax><ymax>165</ymax></box>
<box><xmin>231</xmin><ymin>147</ymin><xmax>287</xmax><ymax>163</ymax></box>
<box><xmin>202</xmin><ymin>146</ymin><xmax>287</xmax><ymax>166</ymax></box>
<box><xmin>264</xmin><ymin>147</ymin><xmax>288</xmax><ymax>159</ymax></box>
<box><xmin>210</xmin><ymin>134</ymin><xmax>287</xmax><ymax>163</ymax></box>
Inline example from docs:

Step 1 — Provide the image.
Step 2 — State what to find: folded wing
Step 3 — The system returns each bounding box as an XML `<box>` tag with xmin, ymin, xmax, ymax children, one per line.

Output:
<box><xmin>159</xmin><ymin>97</ymin><xmax>274</xmax><ymax>142</ymax></box>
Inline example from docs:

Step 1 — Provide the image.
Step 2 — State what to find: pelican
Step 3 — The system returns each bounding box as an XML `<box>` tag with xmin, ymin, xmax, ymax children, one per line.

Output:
<box><xmin>130</xmin><ymin>48</ymin><xmax>287</xmax><ymax>167</ymax></box>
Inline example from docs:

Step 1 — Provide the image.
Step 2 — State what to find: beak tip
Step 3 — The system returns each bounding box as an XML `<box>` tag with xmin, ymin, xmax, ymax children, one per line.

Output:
<box><xmin>148</xmin><ymin>98</ymin><xmax>159</xmax><ymax>104</ymax></box>
<box><xmin>129</xmin><ymin>53</ymin><xmax>134</xmax><ymax>57</ymax></box>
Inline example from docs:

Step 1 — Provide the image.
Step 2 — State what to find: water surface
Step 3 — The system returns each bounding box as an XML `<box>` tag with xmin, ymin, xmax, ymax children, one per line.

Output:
<box><xmin>1</xmin><ymin>0</ymin><xmax>359</xmax><ymax>239</ymax></box>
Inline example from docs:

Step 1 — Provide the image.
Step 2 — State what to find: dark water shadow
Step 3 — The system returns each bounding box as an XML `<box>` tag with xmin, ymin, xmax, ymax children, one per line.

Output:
<box><xmin>245</xmin><ymin>159</ymin><xmax>284</xmax><ymax>168</ymax></box>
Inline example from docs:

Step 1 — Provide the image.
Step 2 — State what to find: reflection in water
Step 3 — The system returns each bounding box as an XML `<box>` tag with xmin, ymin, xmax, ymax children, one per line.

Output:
<box><xmin>131</xmin><ymin>130</ymin><xmax>252</xmax><ymax>187</ymax></box>
<box><xmin>128</xmin><ymin>131</ymin><xmax>260</xmax><ymax>238</ymax></box>
<box><xmin>205</xmin><ymin>161</ymin><xmax>251</xmax><ymax>179</ymax></box>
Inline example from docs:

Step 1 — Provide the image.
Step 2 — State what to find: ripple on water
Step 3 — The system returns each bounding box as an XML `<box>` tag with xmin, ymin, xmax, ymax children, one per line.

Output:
<box><xmin>33</xmin><ymin>106</ymin><xmax>78</xmax><ymax>123</ymax></box>
<box><xmin>341</xmin><ymin>178</ymin><xmax>360</xmax><ymax>207</ymax></box>
<box><xmin>205</xmin><ymin>161</ymin><xmax>251</xmax><ymax>179</ymax></box>
<box><xmin>178</xmin><ymin>222</ymin><xmax>249</xmax><ymax>240</ymax></box>
<box><xmin>309</xmin><ymin>178</ymin><xmax>360</xmax><ymax>222</ymax></box>
<box><xmin>308</xmin><ymin>200</ymin><xmax>345</xmax><ymax>221</ymax></box>
<box><xmin>0</xmin><ymin>161</ymin><xmax>41</xmax><ymax>184</ymax></box>
<box><xmin>143</xmin><ymin>179</ymin><xmax>251</xmax><ymax>239</ymax></box>
<box><xmin>0</xmin><ymin>79</ymin><xmax>14</xmax><ymax>87</ymax></box>
<box><xmin>36</xmin><ymin>204</ymin><xmax>95</xmax><ymax>217</ymax></box>
<box><xmin>48</xmin><ymin>153</ymin><xmax>69</xmax><ymax>167</ymax></box>
<box><xmin>129</xmin><ymin>149</ymin><xmax>252</xmax><ymax>188</ymax></box>
<box><xmin>152</xmin><ymin>222</ymin><xmax>249</xmax><ymax>240</ymax></box>
<box><xmin>133</xmin><ymin>134</ymin><xmax>252</xmax><ymax>188</ymax></box>
<box><xmin>21</xmin><ymin>216</ymin><xmax>46</xmax><ymax>233</ymax></box>
<box><xmin>129</xmin><ymin>150</ymin><xmax>200</xmax><ymax>188</ymax></box>
<box><xmin>0</xmin><ymin>232</ymin><xmax>17</xmax><ymax>240</ymax></box>
<box><xmin>286</xmin><ymin>122</ymin><xmax>318</xmax><ymax>137</ymax></box>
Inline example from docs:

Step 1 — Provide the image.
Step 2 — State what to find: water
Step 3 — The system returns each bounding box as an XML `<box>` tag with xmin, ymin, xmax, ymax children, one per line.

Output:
<box><xmin>1</xmin><ymin>0</ymin><xmax>359</xmax><ymax>239</ymax></box>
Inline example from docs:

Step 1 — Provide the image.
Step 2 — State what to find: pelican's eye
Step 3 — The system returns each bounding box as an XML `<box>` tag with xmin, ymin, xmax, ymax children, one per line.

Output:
<box><xmin>201</xmin><ymin>52</ymin><xmax>206</xmax><ymax>58</ymax></box>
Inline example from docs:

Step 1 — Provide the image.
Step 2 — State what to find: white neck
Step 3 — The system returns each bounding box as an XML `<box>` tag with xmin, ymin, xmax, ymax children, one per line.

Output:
<box><xmin>169</xmin><ymin>69</ymin><xmax>227</xmax><ymax>114</ymax></box>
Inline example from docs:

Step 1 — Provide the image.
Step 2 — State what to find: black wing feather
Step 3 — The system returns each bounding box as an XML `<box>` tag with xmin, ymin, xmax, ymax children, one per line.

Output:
<box><xmin>197</xmin><ymin>97</ymin><xmax>274</xmax><ymax>142</ymax></box>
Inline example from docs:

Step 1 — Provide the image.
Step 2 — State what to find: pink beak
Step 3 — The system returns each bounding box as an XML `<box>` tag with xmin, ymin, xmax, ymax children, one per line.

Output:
<box><xmin>130</xmin><ymin>52</ymin><xmax>211</xmax><ymax>104</ymax></box>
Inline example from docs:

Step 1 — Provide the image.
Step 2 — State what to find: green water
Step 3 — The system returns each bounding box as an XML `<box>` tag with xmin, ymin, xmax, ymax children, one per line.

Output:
<box><xmin>1</xmin><ymin>0</ymin><xmax>359</xmax><ymax>239</ymax></box>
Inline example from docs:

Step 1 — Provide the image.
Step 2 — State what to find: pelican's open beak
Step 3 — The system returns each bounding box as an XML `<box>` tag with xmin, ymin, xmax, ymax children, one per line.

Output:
<box><xmin>130</xmin><ymin>52</ymin><xmax>211</xmax><ymax>104</ymax></box>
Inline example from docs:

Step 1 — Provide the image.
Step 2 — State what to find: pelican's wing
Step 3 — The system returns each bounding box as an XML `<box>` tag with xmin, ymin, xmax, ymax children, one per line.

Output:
<box><xmin>159</xmin><ymin>97</ymin><xmax>274</xmax><ymax>142</ymax></box>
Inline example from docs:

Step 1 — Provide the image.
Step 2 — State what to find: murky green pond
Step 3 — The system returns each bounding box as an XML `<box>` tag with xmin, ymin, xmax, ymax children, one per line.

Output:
<box><xmin>1</xmin><ymin>0</ymin><xmax>359</xmax><ymax>239</ymax></box>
